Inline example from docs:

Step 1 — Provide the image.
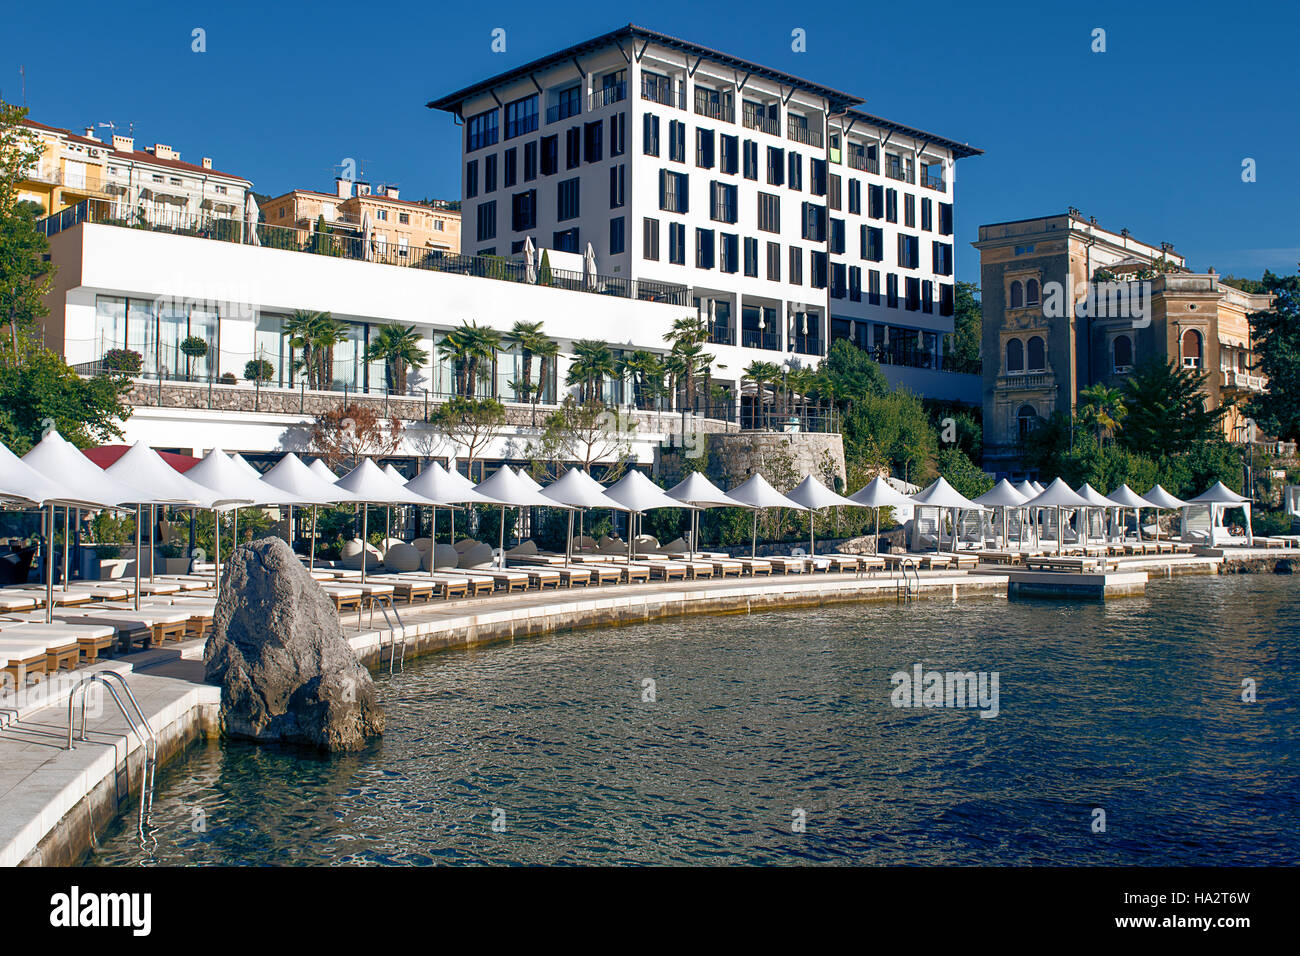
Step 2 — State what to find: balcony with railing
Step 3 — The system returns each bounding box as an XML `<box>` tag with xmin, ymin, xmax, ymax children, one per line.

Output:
<box><xmin>40</xmin><ymin>198</ymin><xmax>691</xmax><ymax>307</ymax></box>
<box><xmin>694</xmin><ymin>88</ymin><xmax>734</xmax><ymax>123</ymax></box>
<box><xmin>847</xmin><ymin>150</ymin><xmax>879</xmax><ymax>174</ymax></box>
<box><xmin>741</xmin><ymin>103</ymin><xmax>779</xmax><ymax>136</ymax></box>
<box><xmin>921</xmin><ymin>170</ymin><xmax>946</xmax><ymax>192</ymax></box>
<box><xmin>787</xmin><ymin>118</ymin><xmax>823</xmax><ymax>148</ymax></box>
<box><xmin>740</xmin><ymin>328</ymin><xmax>782</xmax><ymax>351</ymax></box>
<box><xmin>641</xmin><ymin>75</ymin><xmax>682</xmax><ymax>108</ymax></box>
<box><xmin>885</xmin><ymin>158</ymin><xmax>915</xmax><ymax>184</ymax></box>
<box><xmin>545</xmin><ymin>99</ymin><xmax>581</xmax><ymax>124</ymax></box>
<box><xmin>589</xmin><ymin>82</ymin><xmax>627</xmax><ymax>110</ymax></box>
<box><xmin>1222</xmin><ymin>369</ymin><xmax>1266</xmax><ymax>392</ymax></box>
<box><xmin>707</xmin><ymin>321</ymin><xmax>734</xmax><ymax>347</ymax></box>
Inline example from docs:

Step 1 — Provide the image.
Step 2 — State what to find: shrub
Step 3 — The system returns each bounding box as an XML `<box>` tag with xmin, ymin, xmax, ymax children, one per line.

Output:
<box><xmin>219</xmin><ymin>372</ymin><xmax>238</xmax><ymax>385</ymax></box>
<box><xmin>245</xmin><ymin>359</ymin><xmax>274</xmax><ymax>383</ymax></box>
<box><xmin>101</xmin><ymin>348</ymin><xmax>143</xmax><ymax>374</ymax></box>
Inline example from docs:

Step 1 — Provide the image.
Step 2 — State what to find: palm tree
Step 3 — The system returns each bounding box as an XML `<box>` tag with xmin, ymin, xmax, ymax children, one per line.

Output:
<box><xmin>507</xmin><ymin>320</ymin><xmax>552</xmax><ymax>405</ymax></box>
<box><xmin>786</xmin><ymin>366</ymin><xmax>819</xmax><ymax>427</ymax></box>
<box><xmin>365</xmin><ymin>323</ymin><xmax>428</xmax><ymax>394</ymax></box>
<box><xmin>672</xmin><ymin>340</ymin><xmax>713</xmax><ymax>411</ymax></box>
<box><xmin>529</xmin><ymin>336</ymin><xmax>560</xmax><ymax>426</ymax></box>
<box><xmin>669</xmin><ymin>315</ymin><xmax>709</xmax><ymax>348</ymax></box>
<box><xmin>567</xmin><ymin>339</ymin><xmax>616</xmax><ymax>404</ymax></box>
<box><xmin>309</xmin><ymin>316</ymin><xmax>349</xmax><ymax>391</ymax></box>
<box><xmin>1077</xmin><ymin>382</ymin><xmax>1128</xmax><ymax>446</ymax></box>
<box><xmin>438</xmin><ymin>321</ymin><xmax>502</xmax><ymax>398</ymax></box>
<box><xmin>744</xmin><ymin>360</ymin><xmax>781</xmax><ymax>429</ymax></box>
<box><xmin>618</xmin><ymin>350</ymin><xmax>664</xmax><ymax>410</ymax></box>
<box><xmin>283</xmin><ymin>310</ymin><xmax>322</xmax><ymax>389</ymax></box>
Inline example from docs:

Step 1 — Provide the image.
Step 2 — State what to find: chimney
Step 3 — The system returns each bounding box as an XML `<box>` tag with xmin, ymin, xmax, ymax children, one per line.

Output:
<box><xmin>153</xmin><ymin>143</ymin><xmax>175</xmax><ymax>160</ymax></box>
<box><xmin>355</xmin><ymin>181</ymin><xmax>371</xmax><ymax>197</ymax></box>
<box><xmin>83</xmin><ymin>127</ymin><xmax>100</xmax><ymax>141</ymax></box>
<box><xmin>336</xmin><ymin>176</ymin><xmax>352</xmax><ymax>198</ymax></box>
<box><xmin>202</xmin><ymin>157</ymin><xmax>212</xmax><ymax>169</ymax></box>
<box><xmin>112</xmin><ymin>134</ymin><xmax>134</xmax><ymax>152</ymax></box>
<box><xmin>380</xmin><ymin>184</ymin><xmax>399</xmax><ymax>200</ymax></box>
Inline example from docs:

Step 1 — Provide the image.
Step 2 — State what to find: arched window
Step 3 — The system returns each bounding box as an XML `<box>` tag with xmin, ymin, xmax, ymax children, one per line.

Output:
<box><xmin>1009</xmin><ymin>280</ymin><xmax>1024</xmax><ymax>309</ymax></box>
<box><xmin>1017</xmin><ymin>404</ymin><xmax>1037</xmax><ymax>439</ymax></box>
<box><xmin>1006</xmin><ymin>337</ymin><xmax>1024</xmax><ymax>373</ymax></box>
<box><xmin>1182</xmin><ymin>328</ymin><xmax>1203</xmax><ymax>368</ymax></box>
<box><xmin>1027</xmin><ymin>335</ymin><xmax>1046</xmax><ymax>371</ymax></box>
<box><xmin>1026</xmin><ymin>278</ymin><xmax>1040</xmax><ymax>305</ymax></box>
<box><xmin>1113</xmin><ymin>334</ymin><xmax>1133</xmax><ymax>372</ymax></box>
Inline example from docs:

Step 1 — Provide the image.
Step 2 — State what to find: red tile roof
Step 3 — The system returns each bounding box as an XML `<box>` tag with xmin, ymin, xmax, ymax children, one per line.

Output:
<box><xmin>21</xmin><ymin>118</ymin><xmax>251</xmax><ymax>184</ymax></box>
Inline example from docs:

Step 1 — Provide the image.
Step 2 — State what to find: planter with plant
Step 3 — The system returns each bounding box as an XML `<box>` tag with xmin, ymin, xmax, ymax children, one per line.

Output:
<box><xmin>180</xmin><ymin>335</ymin><xmax>209</xmax><ymax>380</ymax></box>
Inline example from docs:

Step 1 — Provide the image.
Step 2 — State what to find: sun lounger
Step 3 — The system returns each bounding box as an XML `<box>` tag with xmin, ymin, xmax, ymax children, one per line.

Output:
<box><xmin>138</xmin><ymin>599</ymin><xmax>214</xmax><ymax>640</ymax></box>
<box><xmin>0</xmin><ymin>592</ymin><xmax>40</xmax><ymax>612</ymax></box>
<box><xmin>5</xmin><ymin>585</ymin><xmax>104</xmax><ymax>606</ymax></box>
<box><xmin>319</xmin><ymin>584</ymin><xmax>364</xmax><ymax>613</ymax></box>
<box><xmin>511</xmin><ymin>565</ymin><xmax>562</xmax><ymax>589</ymax></box>
<box><xmin>0</xmin><ymin>639</ymin><xmax>56</xmax><ymax>686</ymax></box>
<box><xmin>0</xmin><ymin>627</ymin><xmax>85</xmax><ymax>670</ymax></box>
<box><xmin>3</xmin><ymin>621</ymin><xmax>117</xmax><ymax>662</ymax></box>
<box><xmin>768</xmin><ymin>556</ymin><xmax>808</xmax><ymax>574</ymax></box>
<box><xmin>51</xmin><ymin>606</ymin><xmax>189</xmax><ymax>651</ymax></box>
<box><xmin>459</xmin><ymin>568</ymin><xmax>530</xmax><ymax>593</ymax></box>
<box><xmin>736</xmin><ymin>557</ymin><xmax>772</xmax><ymax>575</ymax></box>
<box><xmin>630</xmin><ymin>560</ymin><xmax>688</xmax><ymax>581</ymax></box>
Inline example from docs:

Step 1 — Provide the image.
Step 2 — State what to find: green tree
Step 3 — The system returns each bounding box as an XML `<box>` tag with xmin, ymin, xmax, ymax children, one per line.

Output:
<box><xmin>617</xmin><ymin>349</ymin><xmax>664</xmax><ymax>410</ymax></box>
<box><xmin>506</xmin><ymin>320</ymin><xmax>554</xmax><ymax>417</ymax></box>
<box><xmin>815</xmin><ymin>338</ymin><xmax>889</xmax><ymax>411</ymax></box>
<box><xmin>936</xmin><ymin>446</ymin><xmax>993</xmax><ymax>500</ymax></box>
<box><xmin>1245</xmin><ymin>270</ymin><xmax>1300</xmax><ymax>441</ymax></box>
<box><xmin>429</xmin><ymin>396</ymin><xmax>507</xmax><ymax>477</ymax></box>
<box><xmin>1120</xmin><ymin>358</ymin><xmax>1228</xmax><ymax>458</ymax></box>
<box><xmin>0</xmin><ymin>345</ymin><xmax>133</xmax><ymax>452</ymax></box>
<box><xmin>743</xmin><ymin>360</ymin><xmax>781</xmax><ymax>429</ymax></box>
<box><xmin>0</xmin><ymin>100</ymin><xmax>54</xmax><ymax>360</ymax></box>
<box><xmin>1077</xmin><ymin>382</ymin><xmax>1127</xmax><ymax>446</ymax></box>
<box><xmin>438</xmin><ymin>320</ymin><xmax>501</xmax><ymax>398</ymax></box>
<box><xmin>566</xmin><ymin>339</ymin><xmax>616</xmax><ymax>404</ymax></box>
<box><xmin>947</xmin><ymin>280</ymin><xmax>982</xmax><ymax>374</ymax></box>
<box><xmin>365</xmin><ymin>323</ymin><xmax>428</xmax><ymax>393</ymax></box>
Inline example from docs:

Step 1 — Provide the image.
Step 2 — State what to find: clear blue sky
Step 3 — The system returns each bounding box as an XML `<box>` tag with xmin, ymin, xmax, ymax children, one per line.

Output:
<box><xmin>6</xmin><ymin>0</ymin><xmax>1297</xmax><ymax>286</ymax></box>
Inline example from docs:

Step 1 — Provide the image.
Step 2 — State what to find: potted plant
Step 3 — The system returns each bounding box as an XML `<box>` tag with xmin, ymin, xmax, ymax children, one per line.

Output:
<box><xmin>101</xmin><ymin>348</ymin><xmax>143</xmax><ymax>375</ymax></box>
<box><xmin>180</xmin><ymin>335</ymin><xmax>209</xmax><ymax>380</ymax></box>
<box><xmin>245</xmin><ymin>359</ymin><xmax>275</xmax><ymax>384</ymax></box>
<box><xmin>219</xmin><ymin>371</ymin><xmax>238</xmax><ymax>385</ymax></box>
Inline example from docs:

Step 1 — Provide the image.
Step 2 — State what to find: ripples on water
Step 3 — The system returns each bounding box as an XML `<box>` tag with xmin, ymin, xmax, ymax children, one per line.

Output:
<box><xmin>85</xmin><ymin>575</ymin><xmax>1299</xmax><ymax>865</ymax></box>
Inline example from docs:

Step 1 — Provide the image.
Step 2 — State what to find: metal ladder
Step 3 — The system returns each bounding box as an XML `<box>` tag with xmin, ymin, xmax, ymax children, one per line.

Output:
<box><xmin>67</xmin><ymin>672</ymin><xmax>157</xmax><ymax>844</ymax></box>
<box><xmin>362</xmin><ymin>595</ymin><xmax>406</xmax><ymax>673</ymax></box>
<box><xmin>896</xmin><ymin>557</ymin><xmax>920</xmax><ymax>603</ymax></box>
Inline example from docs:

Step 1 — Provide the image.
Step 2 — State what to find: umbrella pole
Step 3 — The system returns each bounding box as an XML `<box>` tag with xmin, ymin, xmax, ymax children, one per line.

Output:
<box><xmin>566</xmin><ymin>509</ymin><xmax>574</xmax><ymax>565</ymax></box>
<box><xmin>213</xmin><ymin>509</ymin><xmax>220</xmax><ymax>598</ymax></box>
<box><xmin>361</xmin><ymin>504</ymin><xmax>368</xmax><ymax>584</ymax></box>
<box><xmin>751</xmin><ymin>509</ymin><xmax>758</xmax><ymax>564</ymax></box>
<box><xmin>309</xmin><ymin>505</ymin><xmax>318</xmax><ymax>572</ymax></box>
<box><xmin>287</xmin><ymin>504</ymin><xmax>294</xmax><ymax>549</ymax></box>
<box><xmin>45</xmin><ymin>504</ymin><xmax>55</xmax><ymax>624</ymax></box>
<box><xmin>134</xmin><ymin>504</ymin><xmax>143</xmax><ymax>611</ymax></box>
<box><xmin>429</xmin><ymin>507</ymin><xmax>436</xmax><ymax>580</ymax></box>
<box><xmin>150</xmin><ymin>504</ymin><xmax>157</xmax><ymax>582</ymax></box>
<box><xmin>62</xmin><ymin>506</ymin><xmax>71</xmax><ymax>592</ymax></box>
<box><xmin>499</xmin><ymin>505</ymin><xmax>506</xmax><ymax>569</ymax></box>
<box><xmin>809</xmin><ymin>508</ymin><xmax>815</xmax><ymax>557</ymax></box>
<box><xmin>874</xmin><ymin>508</ymin><xmax>880</xmax><ymax>554</ymax></box>
<box><xmin>233</xmin><ymin>508</ymin><xmax>239</xmax><ymax>553</ymax></box>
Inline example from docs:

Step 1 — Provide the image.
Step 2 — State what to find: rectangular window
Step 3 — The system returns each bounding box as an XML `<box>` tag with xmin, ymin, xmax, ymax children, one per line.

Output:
<box><xmin>466</xmin><ymin>109</ymin><xmax>499</xmax><ymax>151</ymax></box>
<box><xmin>921</xmin><ymin>197</ymin><xmax>932</xmax><ymax>231</ymax></box>
<box><xmin>810</xmin><ymin>157</ymin><xmax>826</xmax><ymax>196</ymax></box>
<box><xmin>904</xmin><ymin>193</ymin><xmax>916</xmax><ymax>228</ymax></box>
<box><xmin>811</xmin><ymin>251</ymin><xmax>828</xmax><ymax>289</ymax></box>
<box><xmin>719</xmin><ymin>233</ymin><xmax>739</xmax><ymax>274</ymax></box>
<box><xmin>940</xmin><ymin>283</ymin><xmax>955</xmax><ymax>316</ymax></box>
<box><xmin>484</xmin><ymin>154</ymin><xmax>497</xmax><ymax>193</ymax></box>
<box><xmin>476</xmin><ymin>201</ymin><xmax>496</xmax><ymax>241</ymax></box>
<box><xmin>848</xmin><ymin>179</ymin><xmax>861</xmax><ymax>216</ymax></box>
<box><xmin>868</xmin><ymin>269</ymin><xmax>881</xmax><ymax>305</ymax></box>
<box><xmin>932</xmin><ymin>241</ymin><xmax>953</xmax><ymax>276</ymax></box>
<box><xmin>767</xmin><ymin>146</ymin><xmax>785</xmax><ymax>186</ymax></box>
<box><xmin>789</xmin><ymin>245</ymin><xmax>803</xmax><ymax>285</ymax></box>
<box><xmin>504</xmin><ymin>94</ymin><xmax>539</xmax><ymax>139</ymax></box>
<box><xmin>849</xmin><ymin>265</ymin><xmax>862</xmax><ymax>302</ymax></box>
<box><xmin>828</xmin><ymin>173</ymin><xmax>841</xmax><ymax>211</ymax></box>
<box><xmin>503</xmin><ymin>148</ymin><xmax>517</xmax><ymax>187</ymax></box>
<box><xmin>789</xmin><ymin>152</ymin><xmax>803</xmax><ymax>190</ymax></box>
<box><xmin>710</xmin><ymin>181</ymin><xmax>738</xmax><ymax>223</ymax></box>
<box><xmin>831</xmin><ymin>261</ymin><xmax>847</xmax><ymax>298</ymax></box>
<box><xmin>766</xmin><ymin>241</ymin><xmax>781</xmax><ymax>281</ymax></box>
<box><xmin>465</xmin><ymin>160</ymin><xmax>478</xmax><ymax>198</ymax></box>
<box><xmin>868</xmin><ymin>183</ymin><xmax>884</xmax><ymax>219</ymax></box>
<box><xmin>549</xmin><ymin>85</ymin><xmax>581</xmax><ymax>123</ymax></box>
<box><xmin>610</xmin><ymin>165</ymin><xmax>626</xmax><ymax>208</ymax></box>
<box><xmin>758</xmin><ymin>192</ymin><xmax>780</xmax><ymax>233</ymax></box>
<box><xmin>720</xmin><ymin>134</ymin><xmax>739</xmax><ymax>174</ymax></box>
<box><xmin>643</xmin><ymin>114</ymin><xmax>660</xmax><ymax>156</ymax></box>
<box><xmin>922</xmin><ymin>279</ymin><xmax>934</xmax><ymax>314</ymax></box>
<box><xmin>660</xmin><ymin>169</ymin><xmax>689</xmax><ymax>213</ymax></box>
<box><xmin>744</xmin><ymin>236</ymin><xmax>759</xmax><ymax>277</ymax></box>
<box><xmin>609</xmin><ymin>113</ymin><xmax>626</xmax><ymax>156</ymax></box>
<box><xmin>696</xmin><ymin>228</ymin><xmax>716</xmax><ymax>269</ymax></box>
<box><xmin>743</xmin><ymin>140</ymin><xmax>758</xmax><ymax>180</ymax></box>
<box><xmin>898</xmin><ymin>234</ymin><xmax>920</xmax><ymax>269</ymax></box>
<box><xmin>669</xmin><ymin>120</ymin><xmax>686</xmax><ymax>162</ymax></box>
<box><xmin>830</xmin><ymin>218</ymin><xmax>845</xmax><ymax>255</ymax></box>
<box><xmin>557</xmin><ymin>177</ymin><xmax>580</xmax><ymax>221</ymax></box>
<box><xmin>540</xmin><ymin>135</ymin><xmax>558</xmax><ymax>176</ymax></box>
<box><xmin>584</xmin><ymin>121</ymin><xmax>603</xmax><ymax>163</ymax></box>
<box><xmin>511</xmin><ymin>189</ymin><xmax>537</xmax><ymax>231</ymax></box>
<box><xmin>885</xmin><ymin>188</ymin><xmax>898</xmax><ymax>223</ymax></box>
<box><xmin>669</xmin><ymin>222</ymin><xmax>686</xmax><ymax>264</ymax></box>
<box><xmin>887</xmin><ymin>273</ymin><xmax>899</xmax><ymax>308</ymax></box>
<box><xmin>644</xmin><ymin>218</ymin><xmax>660</xmax><ymax>261</ymax></box>
<box><xmin>905</xmin><ymin>276</ymin><xmax>921</xmax><ymax>311</ymax></box>
<box><xmin>801</xmin><ymin>201</ymin><xmax>826</xmax><ymax>242</ymax></box>
<box><xmin>553</xmin><ymin>227</ymin><xmax>580</xmax><ymax>253</ymax></box>
<box><xmin>610</xmin><ymin>216</ymin><xmax>625</xmax><ymax>254</ymax></box>
<box><xmin>566</xmin><ymin>127</ymin><xmax>581</xmax><ymax>169</ymax></box>
<box><xmin>939</xmin><ymin>202</ymin><xmax>953</xmax><ymax>236</ymax></box>
<box><xmin>696</xmin><ymin>128</ymin><xmax>715</xmax><ymax>168</ymax></box>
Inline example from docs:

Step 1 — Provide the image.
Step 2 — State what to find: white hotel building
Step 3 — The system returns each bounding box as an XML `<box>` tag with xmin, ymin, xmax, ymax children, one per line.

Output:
<box><xmin>428</xmin><ymin>24</ymin><xmax>983</xmax><ymax>406</ymax></box>
<box><xmin>36</xmin><ymin>24</ymin><xmax>980</xmax><ymax>470</ymax></box>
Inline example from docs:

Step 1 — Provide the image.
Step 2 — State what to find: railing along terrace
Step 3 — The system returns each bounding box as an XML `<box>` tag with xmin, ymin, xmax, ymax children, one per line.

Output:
<box><xmin>694</xmin><ymin>91</ymin><xmax>733</xmax><ymax>123</ymax></box>
<box><xmin>641</xmin><ymin>76</ymin><xmax>681</xmax><ymax>108</ymax></box>
<box><xmin>39</xmin><ymin>199</ymin><xmax>689</xmax><ymax>306</ymax></box>
<box><xmin>590</xmin><ymin>83</ymin><xmax>627</xmax><ymax>109</ymax></box>
<box><xmin>739</xmin><ymin>406</ymin><xmax>839</xmax><ymax>434</ymax></box>
<box><xmin>742</xmin><ymin>107</ymin><xmax>779</xmax><ymax>136</ymax></box>
<box><xmin>546</xmin><ymin>100</ymin><xmax>581</xmax><ymax>124</ymax></box>
<box><xmin>707</xmin><ymin>322</ymin><xmax>734</xmax><ymax>346</ymax></box>
<box><xmin>848</xmin><ymin>152</ymin><xmax>880</xmax><ymax>174</ymax></box>
<box><xmin>885</xmin><ymin>163</ymin><xmax>914</xmax><ymax>184</ymax></box>
<box><xmin>921</xmin><ymin>172</ymin><xmax>946</xmax><ymax>192</ymax></box>
<box><xmin>741</xmin><ymin>329</ymin><xmax>782</xmax><ymax>351</ymax></box>
<box><xmin>787</xmin><ymin>121</ymin><xmax>823</xmax><ymax>148</ymax></box>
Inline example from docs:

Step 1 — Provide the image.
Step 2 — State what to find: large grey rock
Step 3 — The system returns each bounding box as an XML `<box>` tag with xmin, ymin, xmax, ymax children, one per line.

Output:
<box><xmin>204</xmin><ymin>537</ymin><xmax>384</xmax><ymax>752</ymax></box>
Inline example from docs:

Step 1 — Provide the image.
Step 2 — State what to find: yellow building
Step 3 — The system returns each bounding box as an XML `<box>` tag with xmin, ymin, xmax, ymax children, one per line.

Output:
<box><xmin>260</xmin><ymin>178</ymin><xmax>460</xmax><ymax>258</ymax></box>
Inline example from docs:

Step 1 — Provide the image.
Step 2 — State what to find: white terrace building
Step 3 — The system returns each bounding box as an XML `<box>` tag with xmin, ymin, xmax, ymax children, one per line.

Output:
<box><xmin>427</xmin><ymin>24</ymin><xmax>983</xmax><ymax>405</ymax></box>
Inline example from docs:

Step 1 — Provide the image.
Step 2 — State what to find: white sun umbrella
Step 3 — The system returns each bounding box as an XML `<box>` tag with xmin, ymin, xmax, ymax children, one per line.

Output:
<box><xmin>523</xmin><ymin>235</ymin><xmax>537</xmax><ymax>284</ymax></box>
<box><xmin>334</xmin><ymin>459</ymin><xmax>430</xmax><ymax>582</ymax></box>
<box><xmin>911</xmin><ymin>477</ymin><xmax>983</xmax><ymax>554</ymax></box>
<box><xmin>584</xmin><ymin>242</ymin><xmax>598</xmax><ymax>289</ymax></box>
<box><xmin>667</xmin><ymin>472</ymin><xmax>739</xmax><ymax>560</ymax></box>
<box><xmin>1075</xmin><ymin>483</ymin><xmax>1121</xmax><ymax>545</ymax></box>
<box><xmin>360</xmin><ymin>210</ymin><xmax>373</xmax><ymax>262</ymax></box>
<box><xmin>727</xmin><ymin>473</ymin><xmax>808</xmax><ymax>560</ymax></box>
<box><xmin>849</xmin><ymin>475</ymin><xmax>914</xmax><ymax>553</ymax></box>
<box><xmin>475</xmin><ymin>465</ymin><xmax>565</xmax><ymax>568</ymax></box>
<box><xmin>404</xmin><ymin>462</ymin><xmax>486</xmax><ymax>580</ymax></box>
<box><xmin>1142</xmin><ymin>484</ymin><xmax>1189</xmax><ymax>548</ymax></box>
<box><xmin>604</xmin><ymin>470</ymin><xmax>695</xmax><ymax>562</ymax></box>
<box><xmin>1024</xmin><ymin>478</ymin><xmax>1090</xmax><ymax>554</ymax></box>
<box><xmin>244</xmin><ymin>192</ymin><xmax>261</xmax><ymax>247</ymax></box>
<box><xmin>1186</xmin><ymin>482</ymin><xmax>1251</xmax><ymax>546</ymax></box>
<box><xmin>261</xmin><ymin>452</ymin><xmax>360</xmax><ymax>572</ymax></box>
<box><xmin>23</xmin><ymin>433</ymin><xmax>150</xmax><ymax>620</ymax></box>
<box><xmin>231</xmin><ymin>453</ymin><xmax>262</xmax><ymax>478</ymax></box>
<box><xmin>515</xmin><ymin>467</ymin><xmax>543</xmax><ymax>491</ymax></box>
<box><xmin>381</xmin><ymin>464</ymin><xmax>411</xmax><ymax>544</ymax></box>
<box><xmin>309</xmin><ymin>459</ymin><xmax>341</xmax><ymax>483</ymax></box>
<box><xmin>974</xmin><ymin>479</ymin><xmax>1029</xmax><ymax>550</ymax></box>
<box><xmin>1012</xmin><ymin>480</ymin><xmax>1043</xmax><ymax>545</ymax></box>
<box><xmin>787</xmin><ymin>475</ymin><xmax>857</xmax><ymax>557</ymax></box>
<box><xmin>541</xmin><ymin>468</ymin><xmax>625</xmax><ymax>563</ymax></box>
<box><xmin>1106</xmin><ymin>483</ymin><xmax>1154</xmax><ymax>543</ymax></box>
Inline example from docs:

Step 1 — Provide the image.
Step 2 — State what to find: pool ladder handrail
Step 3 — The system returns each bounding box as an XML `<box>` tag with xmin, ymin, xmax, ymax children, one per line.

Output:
<box><xmin>66</xmin><ymin>671</ymin><xmax>157</xmax><ymax>842</ymax></box>
<box><xmin>896</xmin><ymin>557</ymin><xmax>920</xmax><ymax>602</ymax></box>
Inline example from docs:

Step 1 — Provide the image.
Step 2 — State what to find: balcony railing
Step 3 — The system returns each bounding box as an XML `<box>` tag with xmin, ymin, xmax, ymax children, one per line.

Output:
<box><xmin>641</xmin><ymin>76</ymin><xmax>682</xmax><ymax>108</ymax></box>
<box><xmin>742</xmin><ymin>107</ymin><xmax>779</xmax><ymax>136</ymax></box>
<box><xmin>39</xmin><ymin>198</ymin><xmax>691</xmax><ymax>307</ymax></box>
<box><xmin>546</xmin><ymin>100</ymin><xmax>581</xmax><ymax>124</ymax></box>
<box><xmin>847</xmin><ymin>152</ymin><xmax>880</xmax><ymax>174</ymax></box>
<box><xmin>787</xmin><ymin>121</ymin><xmax>822</xmax><ymax>148</ymax></box>
<box><xmin>741</xmin><ymin>328</ymin><xmax>782</xmax><ymax>351</ymax></box>
<box><xmin>790</xmin><ymin>337</ymin><xmax>823</xmax><ymax>357</ymax></box>
<box><xmin>885</xmin><ymin>162</ymin><xmax>915</xmax><ymax>184</ymax></box>
<box><xmin>694</xmin><ymin>91</ymin><xmax>734</xmax><ymax>123</ymax></box>
<box><xmin>1222</xmin><ymin>370</ymin><xmax>1266</xmax><ymax>391</ymax></box>
<box><xmin>589</xmin><ymin>83</ymin><xmax>627</xmax><ymax>110</ymax></box>
<box><xmin>707</xmin><ymin>322</ymin><xmax>734</xmax><ymax>346</ymax></box>
<box><xmin>921</xmin><ymin>172</ymin><xmax>946</xmax><ymax>192</ymax></box>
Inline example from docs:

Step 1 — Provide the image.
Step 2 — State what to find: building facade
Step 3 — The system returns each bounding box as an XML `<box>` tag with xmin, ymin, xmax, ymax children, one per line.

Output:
<box><xmin>18</xmin><ymin>119</ymin><xmax>250</xmax><ymax>224</ymax></box>
<box><xmin>427</xmin><ymin>24</ymin><xmax>982</xmax><ymax>406</ymax></box>
<box><xmin>260</xmin><ymin>179</ymin><xmax>461</xmax><ymax>257</ymax></box>
<box><xmin>974</xmin><ymin>211</ymin><xmax>1275</xmax><ymax>476</ymax></box>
